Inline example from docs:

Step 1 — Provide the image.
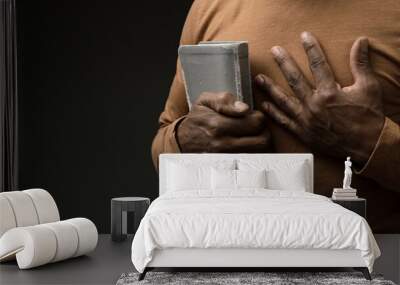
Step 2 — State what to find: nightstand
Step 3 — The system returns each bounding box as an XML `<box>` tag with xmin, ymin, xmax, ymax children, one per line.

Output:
<box><xmin>331</xmin><ymin>198</ymin><xmax>366</xmax><ymax>219</ymax></box>
<box><xmin>111</xmin><ymin>197</ymin><xmax>150</xmax><ymax>242</ymax></box>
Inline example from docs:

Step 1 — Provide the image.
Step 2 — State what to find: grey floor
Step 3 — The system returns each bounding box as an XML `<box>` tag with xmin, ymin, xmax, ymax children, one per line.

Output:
<box><xmin>0</xmin><ymin>234</ymin><xmax>134</xmax><ymax>285</ymax></box>
<box><xmin>1</xmin><ymin>234</ymin><xmax>399</xmax><ymax>285</ymax></box>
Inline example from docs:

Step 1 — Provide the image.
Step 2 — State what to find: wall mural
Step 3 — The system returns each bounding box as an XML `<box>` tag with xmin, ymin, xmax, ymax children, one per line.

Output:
<box><xmin>152</xmin><ymin>1</ymin><xmax>400</xmax><ymax>233</ymax></box>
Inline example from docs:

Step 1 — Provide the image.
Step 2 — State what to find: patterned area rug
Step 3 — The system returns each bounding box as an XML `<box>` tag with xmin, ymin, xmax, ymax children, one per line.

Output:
<box><xmin>116</xmin><ymin>272</ymin><xmax>396</xmax><ymax>285</ymax></box>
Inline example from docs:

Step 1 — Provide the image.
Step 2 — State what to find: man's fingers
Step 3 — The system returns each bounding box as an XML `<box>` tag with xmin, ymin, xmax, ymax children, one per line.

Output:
<box><xmin>196</xmin><ymin>92</ymin><xmax>249</xmax><ymax>117</ymax></box>
<box><xmin>350</xmin><ymin>37</ymin><xmax>372</xmax><ymax>83</ymax></box>
<box><xmin>256</xmin><ymin>74</ymin><xmax>303</xmax><ymax>119</ymax></box>
<box><xmin>270</xmin><ymin>46</ymin><xmax>313</xmax><ymax>100</ymax></box>
<box><xmin>301</xmin><ymin>31</ymin><xmax>336</xmax><ymax>90</ymax></box>
<box><xmin>216</xmin><ymin>129</ymin><xmax>271</xmax><ymax>153</ymax></box>
<box><xmin>199</xmin><ymin>109</ymin><xmax>266</xmax><ymax>137</ymax></box>
<box><xmin>261</xmin><ymin>101</ymin><xmax>301</xmax><ymax>135</ymax></box>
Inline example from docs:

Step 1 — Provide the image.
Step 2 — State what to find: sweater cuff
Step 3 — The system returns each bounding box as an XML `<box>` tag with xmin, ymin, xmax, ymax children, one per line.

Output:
<box><xmin>168</xmin><ymin>116</ymin><xmax>187</xmax><ymax>153</ymax></box>
<box><xmin>356</xmin><ymin>117</ymin><xmax>400</xmax><ymax>179</ymax></box>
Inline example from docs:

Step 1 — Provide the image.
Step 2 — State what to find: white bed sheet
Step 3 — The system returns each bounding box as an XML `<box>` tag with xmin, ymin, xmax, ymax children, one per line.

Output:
<box><xmin>131</xmin><ymin>190</ymin><xmax>380</xmax><ymax>273</ymax></box>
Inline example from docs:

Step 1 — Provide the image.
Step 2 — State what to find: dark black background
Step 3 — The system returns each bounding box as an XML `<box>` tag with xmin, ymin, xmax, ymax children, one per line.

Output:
<box><xmin>17</xmin><ymin>1</ymin><xmax>193</xmax><ymax>232</ymax></box>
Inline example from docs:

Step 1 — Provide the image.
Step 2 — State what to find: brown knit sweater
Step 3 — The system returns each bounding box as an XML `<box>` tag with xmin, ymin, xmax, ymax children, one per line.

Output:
<box><xmin>151</xmin><ymin>0</ymin><xmax>400</xmax><ymax>233</ymax></box>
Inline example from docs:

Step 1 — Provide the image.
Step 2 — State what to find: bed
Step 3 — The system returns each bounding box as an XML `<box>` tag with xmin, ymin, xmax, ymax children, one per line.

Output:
<box><xmin>131</xmin><ymin>154</ymin><xmax>380</xmax><ymax>280</ymax></box>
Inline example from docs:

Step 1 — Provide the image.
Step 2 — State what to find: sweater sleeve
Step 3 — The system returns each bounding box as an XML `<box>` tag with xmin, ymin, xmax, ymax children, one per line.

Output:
<box><xmin>151</xmin><ymin>0</ymin><xmax>206</xmax><ymax>169</ymax></box>
<box><xmin>356</xmin><ymin>117</ymin><xmax>400</xmax><ymax>192</ymax></box>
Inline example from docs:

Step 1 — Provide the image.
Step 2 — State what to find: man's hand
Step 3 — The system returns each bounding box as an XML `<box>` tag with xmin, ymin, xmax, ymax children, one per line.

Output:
<box><xmin>256</xmin><ymin>32</ymin><xmax>385</xmax><ymax>165</ymax></box>
<box><xmin>176</xmin><ymin>92</ymin><xmax>270</xmax><ymax>153</ymax></box>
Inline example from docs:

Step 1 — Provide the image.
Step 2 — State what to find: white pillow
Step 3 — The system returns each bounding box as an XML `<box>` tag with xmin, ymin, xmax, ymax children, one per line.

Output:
<box><xmin>237</xmin><ymin>169</ymin><xmax>267</xmax><ymax>188</ymax></box>
<box><xmin>267</xmin><ymin>165</ymin><xmax>307</xmax><ymax>191</ymax></box>
<box><xmin>166</xmin><ymin>160</ymin><xmax>235</xmax><ymax>192</ymax></box>
<box><xmin>211</xmin><ymin>168</ymin><xmax>236</xmax><ymax>190</ymax></box>
<box><xmin>238</xmin><ymin>159</ymin><xmax>309</xmax><ymax>192</ymax></box>
<box><xmin>211</xmin><ymin>168</ymin><xmax>267</xmax><ymax>190</ymax></box>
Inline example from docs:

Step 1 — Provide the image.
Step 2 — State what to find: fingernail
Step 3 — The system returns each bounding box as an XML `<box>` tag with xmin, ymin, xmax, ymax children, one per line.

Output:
<box><xmin>270</xmin><ymin>46</ymin><xmax>282</xmax><ymax>57</ymax></box>
<box><xmin>234</xmin><ymin>101</ymin><xmax>248</xmax><ymax>112</ymax></box>
<box><xmin>255</xmin><ymin>75</ymin><xmax>264</xmax><ymax>85</ymax></box>
<box><xmin>301</xmin><ymin>31</ymin><xmax>311</xmax><ymax>41</ymax></box>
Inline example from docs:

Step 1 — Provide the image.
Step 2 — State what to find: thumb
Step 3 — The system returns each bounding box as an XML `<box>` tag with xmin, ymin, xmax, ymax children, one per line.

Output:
<box><xmin>196</xmin><ymin>92</ymin><xmax>249</xmax><ymax>117</ymax></box>
<box><xmin>350</xmin><ymin>37</ymin><xmax>373</xmax><ymax>83</ymax></box>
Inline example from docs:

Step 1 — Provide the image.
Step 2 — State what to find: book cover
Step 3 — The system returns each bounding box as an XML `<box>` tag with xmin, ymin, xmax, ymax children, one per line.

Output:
<box><xmin>332</xmin><ymin>195</ymin><xmax>359</xmax><ymax>200</ymax></box>
<box><xmin>333</xmin><ymin>188</ymin><xmax>357</xmax><ymax>193</ymax></box>
<box><xmin>332</xmin><ymin>192</ymin><xmax>358</xmax><ymax>197</ymax></box>
<box><xmin>178</xmin><ymin>41</ymin><xmax>253</xmax><ymax>110</ymax></box>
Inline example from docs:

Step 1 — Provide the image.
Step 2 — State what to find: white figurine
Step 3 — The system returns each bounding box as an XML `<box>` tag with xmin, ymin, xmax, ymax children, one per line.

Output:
<box><xmin>342</xmin><ymin>157</ymin><xmax>353</xmax><ymax>189</ymax></box>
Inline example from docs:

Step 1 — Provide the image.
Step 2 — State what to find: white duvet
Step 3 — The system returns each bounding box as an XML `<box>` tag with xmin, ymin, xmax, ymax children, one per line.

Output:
<box><xmin>131</xmin><ymin>190</ymin><xmax>380</xmax><ymax>273</ymax></box>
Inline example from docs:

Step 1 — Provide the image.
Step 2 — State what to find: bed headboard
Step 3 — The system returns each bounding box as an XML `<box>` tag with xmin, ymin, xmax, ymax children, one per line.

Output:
<box><xmin>159</xmin><ymin>153</ymin><xmax>314</xmax><ymax>196</ymax></box>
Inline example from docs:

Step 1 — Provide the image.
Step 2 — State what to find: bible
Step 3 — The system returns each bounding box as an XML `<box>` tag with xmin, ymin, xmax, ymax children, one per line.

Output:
<box><xmin>178</xmin><ymin>41</ymin><xmax>253</xmax><ymax>110</ymax></box>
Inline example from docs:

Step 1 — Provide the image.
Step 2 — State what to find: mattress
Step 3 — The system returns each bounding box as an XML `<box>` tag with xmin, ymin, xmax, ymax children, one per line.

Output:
<box><xmin>131</xmin><ymin>190</ymin><xmax>380</xmax><ymax>273</ymax></box>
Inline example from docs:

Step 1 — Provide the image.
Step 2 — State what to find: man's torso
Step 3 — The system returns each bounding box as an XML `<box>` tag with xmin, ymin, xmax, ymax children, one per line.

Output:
<box><xmin>190</xmin><ymin>0</ymin><xmax>400</xmax><ymax>232</ymax></box>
